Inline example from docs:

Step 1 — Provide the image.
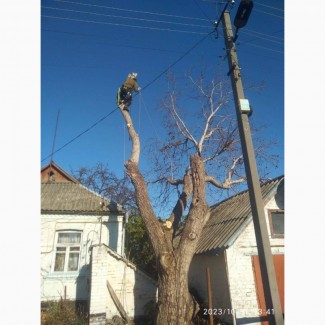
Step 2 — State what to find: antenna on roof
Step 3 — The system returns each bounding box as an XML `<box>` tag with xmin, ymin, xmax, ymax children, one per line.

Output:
<box><xmin>48</xmin><ymin>110</ymin><xmax>60</xmax><ymax>182</ymax></box>
<box><xmin>50</xmin><ymin>110</ymin><xmax>60</xmax><ymax>166</ymax></box>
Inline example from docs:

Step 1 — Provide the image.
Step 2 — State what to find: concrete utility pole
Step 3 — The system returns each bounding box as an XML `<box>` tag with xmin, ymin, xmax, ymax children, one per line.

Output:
<box><xmin>221</xmin><ymin>10</ymin><xmax>283</xmax><ymax>325</ymax></box>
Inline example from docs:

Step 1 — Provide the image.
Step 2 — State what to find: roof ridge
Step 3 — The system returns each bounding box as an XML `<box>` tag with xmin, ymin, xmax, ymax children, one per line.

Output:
<box><xmin>210</xmin><ymin>175</ymin><xmax>284</xmax><ymax>209</ymax></box>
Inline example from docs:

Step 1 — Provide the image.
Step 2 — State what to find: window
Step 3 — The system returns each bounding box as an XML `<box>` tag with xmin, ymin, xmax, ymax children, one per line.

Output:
<box><xmin>268</xmin><ymin>210</ymin><xmax>284</xmax><ymax>238</ymax></box>
<box><xmin>54</xmin><ymin>232</ymin><xmax>81</xmax><ymax>272</ymax></box>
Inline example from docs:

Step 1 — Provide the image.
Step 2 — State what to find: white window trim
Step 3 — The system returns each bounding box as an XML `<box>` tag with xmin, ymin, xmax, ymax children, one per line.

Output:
<box><xmin>268</xmin><ymin>209</ymin><xmax>284</xmax><ymax>238</ymax></box>
<box><xmin>52</xmin><ymin>230</ymin><xmax>82</xmax><ymax>273</ymax></box>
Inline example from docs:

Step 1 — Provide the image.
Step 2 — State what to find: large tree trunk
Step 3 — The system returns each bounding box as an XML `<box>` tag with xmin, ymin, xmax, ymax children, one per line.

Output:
<box><xmin>156</xmin><ymin>264</ymin><xmax>195</xmax><ymax>325</ymax></box>
<box><xmin>119</xmin><ymin>108</ymin><xmax>209</xmax><ymax>325</ymax></box>
<box><xmin>155</xmin><ymin>154</ymin><xmax>209</xmax><ymax>325</ymax></box>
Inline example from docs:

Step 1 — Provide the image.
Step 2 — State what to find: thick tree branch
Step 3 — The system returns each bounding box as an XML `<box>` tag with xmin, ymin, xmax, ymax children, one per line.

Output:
<box><xmin>119</xmin><ymin>108</ymin><xmax>140</xmax><ymax>163</ymax></box>
<box><xmin>167</xmin><ymin>171</ymin><xmax>193</xmax><ymax>238</ymax></box>
<box><xmin>166</xmin><ymin>178</ymin><xmax>184</xmax><ymax>186</ymax></box>
<box><xmin>119</xmin><ymin>107</ymin><xmax>169</xmax><ymax>256</ymax></box>
<box><xmin>205</xmin><ymin>175</ymin><xmax>231</xmax><ymax>189</ymax></box>
<box><xmin>177</xmin><ymin>154</ymin><xmax>209</xmax><ymax>256</ymax></box>
<box><xmin>205</xmin><ymin>174</ymin><xmax>246</xmax><ymax>189</ymax></box>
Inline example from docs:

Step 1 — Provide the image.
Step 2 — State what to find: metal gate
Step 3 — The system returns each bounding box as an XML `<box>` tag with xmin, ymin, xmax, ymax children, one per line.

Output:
<box><xmin>252</xmin><ymin>254</ymin><xmax>284</xmax><ymax>324</ymax></box>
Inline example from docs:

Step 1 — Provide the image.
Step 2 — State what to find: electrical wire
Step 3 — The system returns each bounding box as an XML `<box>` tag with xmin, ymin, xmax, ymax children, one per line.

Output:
<box><xmin>42</xmin><ymin>5</ymin><xmax>212</xmax><ymax>29</ymax></box>
<box><xmin>41</xmin><ymin>108</ymin><xmax>118</xmax><ymax>162</ymax></box>
<box><xmin>41</xmin><ymin>2</ymin><xmax>283</xmax><ymax>161</ymax></box>
<box><xmin>44</xmin><ymin>0</ymin><xmax>284</xmax><ymax>23</ymax></box>
<box><xmin>41</xmin><ymin>30</ymin><xmax>214</xmax><ymax>162</ymax></box>
<box><xmin>42</xmin><ymin>17</ymin><xmax>282</xmax><ymax>47</ymax></box>
<box><xmin>240</xmin><ymin>30</ymin><xmax>283</xmax><ymax>45</ymax></box>
<box><xmin>138</xmin><ymin>31</ymin><xmax>214</xmax><ymax>93</ymax></box>
<box><xmin>42</xmin><ymin>15</ymin><xmax>208</xmax><ymax>35</ymax></box>
<box><xmin>253</xmin><ymin>8</ymin><xmax>284</xmax><ymax>19</ymax></box>
<box><xmin>244</xmin><ymin>28</ymin><xmax>284</xmax><ymax>41</ymax></box>
<box><xmin>255</xmin><ymin>1</ymin><xmax>284</xmax><ymax>12</ymax></box>
<box><xmin>237</xmin><ymin>41</ymin><xmax>283</xmax><ymax>54</ymax></box>
<box><xmin>42</xmin><ymin>1</ymin><xmax>283</xmax><ymax>45</ymax></box>
<box><xmin>192</xmin><ymin>0</ymin><xmax>214</xmax><ymax>22</ymax></box>
<box><xmin>46</xmin><ymin>0</ymin><xmax>209</xmax><ymax>21</ymax></box>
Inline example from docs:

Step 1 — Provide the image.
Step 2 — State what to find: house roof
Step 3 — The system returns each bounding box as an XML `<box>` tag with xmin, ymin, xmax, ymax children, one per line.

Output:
<box><xmin>41</xmin><ymin>182</ymin><xmax>124</xmax><ymax>214</ymax></box>
<box><xmin>195</xmin><ymin>176</ymin><xmax>284</xmax><ymax>255</ymax></box>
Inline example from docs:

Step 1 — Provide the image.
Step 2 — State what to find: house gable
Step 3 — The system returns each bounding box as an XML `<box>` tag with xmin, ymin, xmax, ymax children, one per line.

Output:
<box><xmin>196</xmin><ymin>175</ymin><xmax>284</xmax><ymax>255</ymax></box>
<box><xmin>41</xmin><ymin>161</ymin><xmax>79</xmax><ymax>183</ymax></box>
<box><xmin>189</xmin><ymin>176</ymin><xmax>285</xmax><ymax>324</ymax></box>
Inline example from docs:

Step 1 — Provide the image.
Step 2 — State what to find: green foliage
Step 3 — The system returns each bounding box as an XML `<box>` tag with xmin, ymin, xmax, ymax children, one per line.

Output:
<box><xmin>125</xmin><ymin>215</ymin><xmax>157</xmax><ymax>279</ymax></box>
<box><xmin>41</xmin><ymin>299</ymin><xmax>88</xmax><ymax>325</ymax></box>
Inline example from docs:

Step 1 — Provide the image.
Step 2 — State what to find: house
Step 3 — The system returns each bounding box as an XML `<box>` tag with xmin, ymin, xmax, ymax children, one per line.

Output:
<box><xmin>41</xmin><ymin>162</ymin><xmax>157</xmax><ymax>325</ymax></box>
<box><xmin>189</xmin><ymin>176</ymin><xmax>284</xmax><ymax>325</ymax></box>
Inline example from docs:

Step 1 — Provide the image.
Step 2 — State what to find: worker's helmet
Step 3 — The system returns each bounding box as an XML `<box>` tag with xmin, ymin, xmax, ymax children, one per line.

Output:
<box><xmin>130</xmin><ymin>72</ymin><xmax>138</xmax><ymax>79</ymax></box>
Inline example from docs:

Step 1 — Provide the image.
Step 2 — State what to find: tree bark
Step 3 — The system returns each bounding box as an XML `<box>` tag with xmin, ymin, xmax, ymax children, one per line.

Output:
<box><xmin>119</xmin><ymin>107</ymin><xmax>209</xmax><ymax>325</ymax></box>
<box><xmin>156</xmin><ymin>259</ymin><xmax>196</xmax><ymax>325</ymax></box>
<box><xmin>156</xmin><ymin>154</ymin><xmax>209</xmax><ymax>325</ymax></box>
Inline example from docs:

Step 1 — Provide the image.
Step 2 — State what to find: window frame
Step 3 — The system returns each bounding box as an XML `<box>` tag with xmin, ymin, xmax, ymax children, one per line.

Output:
<box><xmin>268</xmin><ymin>209</ymin><xmax>284</xmax><ymax>238</ymax></box>
<box><xmin>53</xmin><ymin>231</ymin><xmax>82</xmax><ymax>273</ymax></box>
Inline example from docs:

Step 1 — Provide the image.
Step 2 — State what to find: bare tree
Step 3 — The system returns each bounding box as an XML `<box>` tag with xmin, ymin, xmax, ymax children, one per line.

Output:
<box><xmin>118</xmin><ymin>70</ymin><xmax>279</xmax><ymax>324</ymax></box>
<box><xmin>72</xmin><ymin>162</ymin><xmax>137</xmax><ymax>210</ymax></box>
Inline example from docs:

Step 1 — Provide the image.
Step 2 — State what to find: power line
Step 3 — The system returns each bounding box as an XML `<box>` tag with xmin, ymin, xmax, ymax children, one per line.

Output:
<box><xmin>254</xmin><ymin>8</ymin><xmax>284</xmax><ymax>19</ymax></box>
<box><xmin>47</xmin><ymin>0</ymin><xmax>209</xmax><ymax>21</ymax></box>
<box><xmin>42</xmin><ymin>15</ymin><xmax>208</xmax><ymax>35</ymax></box>
<box><xmin>244</xmin><ymin>28</ymin><xmax>284</xmax><ymax>41</ymax></box>
<box><xmin>241</xmin><ymin>30</ymin><xmax>283</xmax><ymax>45</ymax></box>
<box><xmin>42</xmin><ymin>5</ymin><xmax>212</xmax><ymax>29</ymax></box>
<box><xmin>42</xmin><ymin>16</ymin><xmax>282</xmax><ymax>47</ymax></box>
<box><xmin>42</xmin><ymin>2</ymin><xmax>283</xmax><ymax>44</ymax></box>
<box><xmin>41</xmin><ymin>108</ymin><xmax>118</xmax><ymax>162</ymax></box>
<box><xmin>136</xmin><ymin>31</ymin><xmax>214</xmax><ymax>93</ymax></box>
<box><xmin>192</xmin><ymin>0</ymin><xmax>214</xmax><ymax>22</ymax></box>
<box><xmin>237</xmin><ymin>41</ymin><xmax>283</xmax><ymax>54</ymax></box>
<box><xmin>46</xmin><ymin>0</ymin><xmax>284</xmax><ymax>22</ymax></box>
<box><xmin>255</xmin><ymin>1</ymin><xmax>284</xmax><ymax>12</ymax></box>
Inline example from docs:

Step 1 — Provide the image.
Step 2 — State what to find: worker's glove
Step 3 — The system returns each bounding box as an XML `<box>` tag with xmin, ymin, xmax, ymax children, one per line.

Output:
<box><xmin>137</xmin><ymin>87</ymin><xmax>141</xmax><ymax>92</ymax></box>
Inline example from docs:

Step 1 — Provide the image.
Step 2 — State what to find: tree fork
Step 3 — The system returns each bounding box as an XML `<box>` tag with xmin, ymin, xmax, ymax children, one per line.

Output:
<box><xmin>119</xmin><ymin>107</ymin><xmax>208</xmax><ymax>325</ymax></box>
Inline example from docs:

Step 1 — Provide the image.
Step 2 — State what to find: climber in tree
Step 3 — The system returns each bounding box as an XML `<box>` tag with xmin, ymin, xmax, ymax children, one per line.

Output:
<box><xmin>117</xmin><ymin>72</ymin><xmax>141</xmax><ymax>111</ymax></box>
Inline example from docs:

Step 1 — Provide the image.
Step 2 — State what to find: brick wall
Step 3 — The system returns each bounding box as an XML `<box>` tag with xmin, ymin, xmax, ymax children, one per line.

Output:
<box><xmin>189</xmin><ymin>253</ymin><xmax>233</xmax><ymax>324</ymax></box>
<box><xmin>89</xmin><ymin>244</ymin><xmax>157</xmax><ymax>323</ymax></box>
<box><xmin>41</xmin><ymin>213</ymin><xmax>123</xmax><ymax>302</ymax></box>
<box><xmin>225</xmin><ymin>196</ymin><xmax>285</xmax><ymax>323</ymax></box>
<box><xmin>190</xmin><ymin>192</ymin><xmax>284</xmax><ymax>325</ymax></box>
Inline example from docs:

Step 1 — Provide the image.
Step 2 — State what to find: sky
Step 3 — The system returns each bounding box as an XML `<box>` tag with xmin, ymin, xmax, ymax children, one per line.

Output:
<box><xmin>40</xmin><ymin>0</ymin><xmax>284</xmax><ymax>184</ymax></box>
<box><xmin>3</xmin><ymin>1</ymin><xmax>325</xmax><ymax>324</ymax></box>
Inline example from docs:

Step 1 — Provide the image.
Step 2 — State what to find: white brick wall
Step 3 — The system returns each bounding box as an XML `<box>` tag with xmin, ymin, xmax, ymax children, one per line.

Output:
<box><xmin>41</xmin><ymin>213</ymin><xmax>124</xmax><ymax>302</ymax></box>
<box><xmin>189</xmin><ymin>254</ymin><xmax>234</xmax><ymax>324</ymax></box>
<box><xmin>89</xmin><ymin>244</ymin><xmax>157</xmax><ymax>323</ymax></box>
<box><xmin>225</xmin><ymin>197</ymin><xmax>284</xmax><ymax>324</ymax></box>
<box><xmin>190</xmin><ymin>189</ymin><xmax>284</xmax><ymax>325</ymax></box>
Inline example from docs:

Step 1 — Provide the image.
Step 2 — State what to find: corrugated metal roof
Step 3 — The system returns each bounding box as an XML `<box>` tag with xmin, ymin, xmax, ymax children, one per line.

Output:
<box><xmin>195</xmin><ymin>176</ymin><xmax>284</xmax><ymax>254</ymax></box>
<box><xmin>41</xmin><ymin>182</ymin><xmax>123</xmax><ymax>213</ymax></box>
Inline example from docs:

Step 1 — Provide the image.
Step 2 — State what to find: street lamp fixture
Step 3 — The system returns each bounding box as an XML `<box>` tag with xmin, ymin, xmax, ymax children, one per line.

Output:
<box><xmin>234</xmin><ymin>0</ymin><xmax>254</xmax><ymax>29</ymax></box>
<box><xmin>233</xmin><ymin>0</ymin><xmax>254</xmax><ymax>41</ymax></box>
